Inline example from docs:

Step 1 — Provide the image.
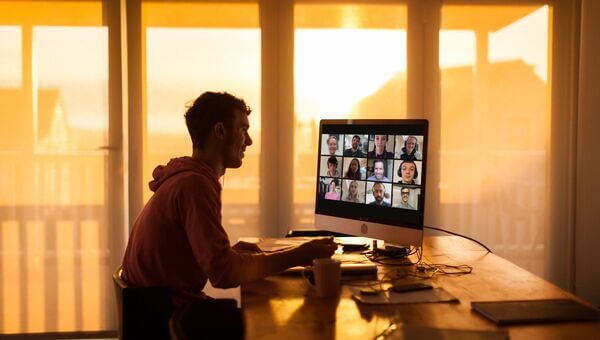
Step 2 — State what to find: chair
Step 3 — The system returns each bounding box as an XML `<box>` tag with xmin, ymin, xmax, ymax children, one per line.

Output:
<box><xmin>169</xmin><ymin>298</ymin><xmax>244</xmax><ymax>340</ymax></box>
<box><xmin>113</xmin><ymin>267</ymin><xmax>245</xmax><ymax>339</ymax></box>
<box><xmin>113</xmin><ymin>267</ymin><xmax>174</xmax><ymax>340</ymax></box>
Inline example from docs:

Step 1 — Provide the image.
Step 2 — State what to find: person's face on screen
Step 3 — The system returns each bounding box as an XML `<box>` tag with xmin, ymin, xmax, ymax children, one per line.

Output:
<box><xmin>374</xmin><ymin>135</ymin><xmax>387</xmax><ymax>154</ymax></box>
<box><xmin>352</xmin><ymin>136</ymin><xmax>360</xmax><ymax>150</ymax></box>
<box><xmin>328</xmin><ymin>137</ymin><xmax>337</xmax><ymax>154</ymax></box>
<box><xmin>401</xmin><ymin>163</ymin><xmax>415</xmax><ymax>182</ymax></box>
<box><xmin>349</xmin><ymin>181</ymin><xmax>358</xmax><ymax>195</ymax></box>
<box><xmin>372</xmin><ymin>184</ymin><xmax>385</xmax><ymax>203</ymax></box>
<box><xmin>374</xmin><ymin>161</ymin><xmax>384</xmax><ymax>180</ymax></box>
<box><xmin>224</xmin><ymin>109</ymin><xmax>252</xmax><ymax>169</ymax></box>
<box><xmin>330</xmin><ymin>181</ymin><xmax>336</xmax><ymax>192</ymax></box>
<box><xmin>401</xmin><ymin>189</ymin><xmax>410</xmax><ymax>203</ymax></box>
<box><xmin>350</xmin><ymin>159</ymin><xmax>359</xmax><ymax>173</ymax></box>
<box><xmin>406</xmin><ymin>137</ymin><xmax>417</xmax><ymax>154</ymax></box>
<box><xmin>328</xmin><ymin>162</ymin><xmax>337</xmax><ymax>174</ymax></box>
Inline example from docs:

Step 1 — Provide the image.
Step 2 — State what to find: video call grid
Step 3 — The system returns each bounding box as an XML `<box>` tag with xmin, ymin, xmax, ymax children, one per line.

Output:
<box><xmin>318</xmin><ymin>133</ymin><xmax>424</xmax><ymax>210</ymax></box>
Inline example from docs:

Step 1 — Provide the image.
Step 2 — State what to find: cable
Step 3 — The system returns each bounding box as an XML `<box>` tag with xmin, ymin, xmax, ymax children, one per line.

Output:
<box><xmin>424</xmin><ymin>225</ymin><xmax>492</xmax><ymax>253</ymax></box>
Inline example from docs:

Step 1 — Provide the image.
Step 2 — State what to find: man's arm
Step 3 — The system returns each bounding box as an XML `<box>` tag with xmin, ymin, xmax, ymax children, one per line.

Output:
<box><xmin>212</xmin><ymin>238</ymin><xmax>337</xmax><ymax>288</ymax></box>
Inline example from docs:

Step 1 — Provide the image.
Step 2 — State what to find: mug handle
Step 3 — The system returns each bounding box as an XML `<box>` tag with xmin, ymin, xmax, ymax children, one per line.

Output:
<box><xmin>302</xmin><ymin>266</ymin><xmax>316</xmax><ymax>288</ymax></box>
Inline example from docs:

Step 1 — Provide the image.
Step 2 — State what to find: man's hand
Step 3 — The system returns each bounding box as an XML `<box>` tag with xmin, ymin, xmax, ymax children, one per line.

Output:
<box><xmin>297</xmin><ymin>237</ymin><xmax>338</xmax><ymax>264</ymax></box>
<box><xmin>232</xmin><ymin>241</ymin><xmax>263</xmax><ymax>254</ymax></box>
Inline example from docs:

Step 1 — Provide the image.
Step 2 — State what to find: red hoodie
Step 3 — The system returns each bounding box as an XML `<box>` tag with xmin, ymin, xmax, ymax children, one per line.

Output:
<box><xmin>121</xmin><ymin>157</ymin><xmax>259</xmax><ymax>304</ymax></box>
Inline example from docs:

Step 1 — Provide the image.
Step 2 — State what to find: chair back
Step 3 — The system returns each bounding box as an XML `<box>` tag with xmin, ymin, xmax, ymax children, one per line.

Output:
<box><xmin>113</xmin><ymin>267</ymin><xmax>173</xmax><ymax>340</ymax></box>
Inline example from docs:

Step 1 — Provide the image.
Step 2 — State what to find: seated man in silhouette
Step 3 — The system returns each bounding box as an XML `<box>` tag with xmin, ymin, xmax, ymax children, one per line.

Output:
<box><xmin>121</xmin><ymin>92</ymin><xmax>336</xmax><ymax>306</ymax></box>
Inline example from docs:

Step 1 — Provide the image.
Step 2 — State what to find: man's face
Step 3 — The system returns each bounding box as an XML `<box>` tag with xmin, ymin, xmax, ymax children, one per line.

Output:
<box><xmin>224</xmin><ymin>109</ymin><xmax>252</xmax><ymax>169</ymax></box>
<box><xmin>372</xmin><ymin>184</ymin><xmax>384</xmax><ymax>203</ymax></box>
<box><xmin>374</xmin><ymin>135</ymin><xmax>387</xmax><ymax>153</ymax></box>
<box><xmin>352</xmin><ymin>137</ymin><xmax>360</xmax><ymax>150</ymax></box>
<box><xmin>328</xmin><ymin>138</ymin><xmax>337</xmax><ymax>154</ymax></box>
<box><xmin>401</xmin><ymin>189</ymin><xmax>410</xmax><ymax>203</ymax></box>
<box><xmin>328</xmin><ymin>162</ymin><xmax>337</xmax><ymax>173</ymax></box>
<box><xmin>406</xmin><ymin>137</ymin><xmax>417</xmax><ymax>154</ymax></box>
<box><xmin>374</xmin><ymin>161</ymin><xmax>384</xmax><ymax>180</ymax></box>
<box><xmin>401</xmin><ymin>163</ymin><xmax>416</xmax><ymax>182</ymax></box>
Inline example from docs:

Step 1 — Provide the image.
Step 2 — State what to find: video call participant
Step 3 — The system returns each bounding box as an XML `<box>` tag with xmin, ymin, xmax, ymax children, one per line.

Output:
<box><xmin>326</xmin><ymin>156</ymin><xmax>340</xmax><ymax>177</ymax></box>
<box><xmin>369</xmin><ymin>182</ymin><xmax>390</xmax><ymax>207</ymax></box>
<box><xmin>344</xmin><ymin>180</ymin><xmax>363</xmax><ymax>203</ymax></box>
<box><xmin>398</xmin><ymin>160</ymin><xmax>418</xmax><ymax>185</ymax></box>
<box><xmin>345</xmin><ymin>158</ymin><xmax>362</xmax><ymax>179</ymax></box>
<box><xmin>324</xmin><ymin>179</ymin><xmax>341</xmax><ymax>200</ymax></box>
<box><xmin>400</xmin><ymin>136</ymin><xmax>422</xmax><ymax>161</ymax></box>
<box><xmin>122</xmin><ymin>92</ymin><xmax>336</xmax><ymax>311</ymax></box>
<box><xmin>367</xmin><ymin>134</ymin><xmax>394</xmax><ymax>159</ymax></box>
<box><xmin>343</xmin><ymin>135</ymin><xmax>366</xmax><ymax>157</ymax></box>
<box><xmin>327</xmin><ymin>135</ymin><xmax>339</xmax><ymax>155</ymax></box>
<box><xmin>367</xmin><ymin>159</ymin><xmax>390</xmax><ymax>182</ymax></box>
<box><xmin>395</xmin><ymin>186</ymin><xmax>415</xmax><ymax>210</ymax></box>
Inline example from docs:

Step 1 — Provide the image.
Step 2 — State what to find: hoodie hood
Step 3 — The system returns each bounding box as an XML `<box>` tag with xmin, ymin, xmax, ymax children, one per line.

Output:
<box><xmin>149</xmin><ymin>157</ymin><xmax>218</xmax><ymax>192</ymax></box>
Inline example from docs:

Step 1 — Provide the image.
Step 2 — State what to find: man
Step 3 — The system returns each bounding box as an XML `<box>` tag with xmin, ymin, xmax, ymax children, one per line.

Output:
<box><xmin>327</xmin><ymin>135</ymin><xmax>339</xmax><ymax>155</ymax></box>
<box><xmin>326</xmin><ymin>156</ymin><xmax>340</xmax><ymax>177</ymax></box>
<box><xmin>399</xmin><ymin>136</ymin><xmax>422</xmax><ymax>160</ymax></box>
<box><xmin>367</xmin><ymin>159</ymin><xmax>390</xmax><ymax>182</ymax></box>
<box><xmin>343</xmin><ymin>135</ymin><xmax>365</xmax><ymax>157</ymax></box>
<box><xmin>395</xmin><ymin>186</ymin><xmax>415</xmax><ymax>210</ymax></box>
<box><xmin>122</xmin><ymin>92</ymin><xmax>336</xmax><ymax>306</ymax></box>
<box><xmin>398</xmin><ymin>160</ymin><xmax>417</xmax><ymax>185</ymax></box>
<box><xmin>369</xmin><ymin>182</ymin><xmax>390</xmax><ymax>207</ymax></box>
<box><xmin>367</xmin><ymin>134</ymin><xmax>394</xmax><ymax>159</ymax></box>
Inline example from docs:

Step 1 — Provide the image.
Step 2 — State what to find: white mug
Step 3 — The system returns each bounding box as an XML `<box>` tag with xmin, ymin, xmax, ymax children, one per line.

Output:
<box><xmin>305</xmin><ymin>258</ymin><xmax>341</xmax><ymax>297</ymax></box>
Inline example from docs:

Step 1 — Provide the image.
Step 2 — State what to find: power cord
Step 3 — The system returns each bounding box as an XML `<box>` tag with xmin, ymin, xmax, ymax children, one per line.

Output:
<box><xmin>424</xmin><ymin>225</ymin><xmax>492</xmax><ymax>253</ymax></box>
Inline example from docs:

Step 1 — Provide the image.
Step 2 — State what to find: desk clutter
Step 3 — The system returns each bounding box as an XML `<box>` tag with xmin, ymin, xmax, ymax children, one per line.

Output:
<box><xmin>351</xmin><ymin>286</ymin><xmax>459</xmax><ymax>305</ymax></box>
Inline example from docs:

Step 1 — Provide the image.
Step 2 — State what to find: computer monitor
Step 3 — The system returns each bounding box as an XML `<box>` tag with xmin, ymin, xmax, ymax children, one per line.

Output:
<box><xmin>314</xmin><ymin>119</ymin><xmax>428</xmax><ymax>247</ymax></box>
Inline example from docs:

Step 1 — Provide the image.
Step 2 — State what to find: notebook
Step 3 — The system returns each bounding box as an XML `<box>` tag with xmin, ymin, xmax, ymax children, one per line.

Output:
<box><xmin>471</xmin><ymin>299</ymin><xmax>600</xmax><ymax>325</ymax></box>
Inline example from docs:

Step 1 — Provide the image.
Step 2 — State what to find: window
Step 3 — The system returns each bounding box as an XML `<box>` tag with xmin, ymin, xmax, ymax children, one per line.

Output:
<box><xmin>142</xmin><ymin>1</ymin><xmax>261</xmax><ymax>241</ymax></box>
<box><xmin>0</xmin><ymin>0</ymin><xmax>109</xmax><ymax>333</ymax></box>
<box><xmin>438</xmin><ymin>4</ymin><xmax>549</xmax><ymax>275</ymax></box>
<box><xmin>293</xmin><ymin>3</ymin><xmax>408</xmax><ymax>227</ymax></box>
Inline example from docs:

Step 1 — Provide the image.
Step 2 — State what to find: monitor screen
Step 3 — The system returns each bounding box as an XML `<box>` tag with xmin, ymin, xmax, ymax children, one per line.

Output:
<box><xmin>314</xmin><ymin>119</ymin><xmax>428</xmax><ymax>246</ymax></box>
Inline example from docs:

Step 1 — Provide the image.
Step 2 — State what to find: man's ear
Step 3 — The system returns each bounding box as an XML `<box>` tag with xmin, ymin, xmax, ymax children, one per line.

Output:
<box><xmin>213</xmin><ymin>122</ymin><xmax>226</xmax><ymax>140</ymax></box>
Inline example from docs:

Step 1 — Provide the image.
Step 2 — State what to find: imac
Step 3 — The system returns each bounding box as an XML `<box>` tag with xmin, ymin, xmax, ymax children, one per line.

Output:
<box><xmin>314</xmin><ymin>119</ymin><xmax>428</xmax><ymax>247</ymax></box>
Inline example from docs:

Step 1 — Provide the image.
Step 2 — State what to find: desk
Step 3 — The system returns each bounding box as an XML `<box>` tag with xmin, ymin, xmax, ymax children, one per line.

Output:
<box><xmin>241</xmin><ymin>236</ymin><xmax>600</xmax><ymax>339</ymax></box>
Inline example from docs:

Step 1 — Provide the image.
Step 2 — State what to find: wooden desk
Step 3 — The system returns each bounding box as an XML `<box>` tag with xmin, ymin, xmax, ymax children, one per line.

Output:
<box><xmin>242</xmin><ymin>236</ymin><xmax>600</xmax><ymax>339</ymax></box>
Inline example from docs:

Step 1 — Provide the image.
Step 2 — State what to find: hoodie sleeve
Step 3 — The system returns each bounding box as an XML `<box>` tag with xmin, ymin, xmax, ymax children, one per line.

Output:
<box><xmin>177</xmin><ymin>174</ymin><xmax>292</xmax><ymax>288</ymax></box>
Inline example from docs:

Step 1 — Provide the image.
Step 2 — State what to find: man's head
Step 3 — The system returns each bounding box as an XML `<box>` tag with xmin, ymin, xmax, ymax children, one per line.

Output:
<box><xmin>400</xmin><ymin>160</ymin><xmax>416</xmax><ymax>183</ymax></box>
<box><xmin>405</xmin><ymin>136</ymin><xmax>417</xmax><ymax>154</ymax></box>
<box><xmin>401</xmin><ymin>186</ymin><xmax>410</xmax><ymax>203</ymax></box>
<box><xmin>351</xmin><ymin>135</ymin><xmax>361</xmax><ymax>150</ymax></box>
<box><xmin>327</xmin><ymin>135</ymin><xmax>338</xmax><ymax>154</ymax></box>
<box><xmin>327</xmin><ymin>156</ymin><xmax>338</xmax><ymax>173</ymax></box>
<box><xmin>373</xmin><ymin>160</ymin><xmax>385</xmax><ymax>180</ymax></box>
<box><xmin>185</xmin><ymin>91</ymin><xmax>252</xmax><ymax>168</ymax></box>
<box><xmin>372</xmin><ymin>182</ymin><xmax>385</xmax><ymax>204</ymax></box>
<box><xmin>374</xmin><ymin>135</ymin><xmax>388</xmax><ymax>154</ymax></box>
